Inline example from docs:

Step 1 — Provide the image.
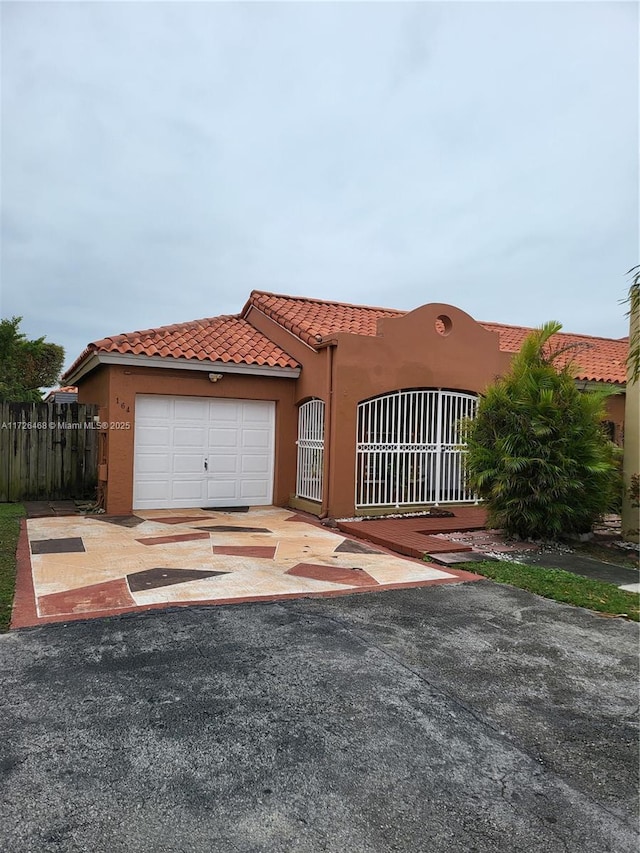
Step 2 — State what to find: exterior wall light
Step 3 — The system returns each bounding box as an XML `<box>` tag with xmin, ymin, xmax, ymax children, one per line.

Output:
<box><xmin>208</xmin><ymin>373</ymin><xmax>224</xmax><ymax>383</ymax></box>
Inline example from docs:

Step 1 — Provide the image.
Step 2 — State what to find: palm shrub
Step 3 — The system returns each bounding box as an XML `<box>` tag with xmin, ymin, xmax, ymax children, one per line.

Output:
<box><xmin>465</xmin><ymin>321</ymin><xmax>620</xmax><ymax>539</ymax></box>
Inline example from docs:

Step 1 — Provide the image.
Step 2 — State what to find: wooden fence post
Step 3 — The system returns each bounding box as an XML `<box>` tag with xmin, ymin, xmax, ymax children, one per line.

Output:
<box><xmin>0</xmin><ymin>402</ymin><xmax>99</xmax><ymax>502</ymax></box>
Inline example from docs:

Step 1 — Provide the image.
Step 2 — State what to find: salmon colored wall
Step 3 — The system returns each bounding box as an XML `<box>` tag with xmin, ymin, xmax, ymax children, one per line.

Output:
<box><xmin>79</xmin><ymin>364</ymin><xmax>297</xmax><ymax>516</ymax></box>
<box><xmin>243</xmin><ymin>308</ymin><xmax>336</xmax><ymax>512</ymax></box>
<box><xmin>76</xmin><ymin>366</ymin><xmax>110</xmax><ymax>408</ymax></box>
<box><xmin>75</xmin><ymin>367</ymin><xmax>110</xmax><ymax>503</ymax></box>
<box><xmin>323</xmin><ymin>304</ymin><xmax>513</xmax><ymax>517</ymax></box>
<box><xmin>604</xmin><ymin>392</ymin><xmax>626</xmax><ymax>445</ymax></box>
<box><xmin>243</xmin><ymin>307</ymin><xmax>330</xmax><ymax>403</ymax></box>
<box><xmin>75</xmin><ymin>304</ymin><xmax>627</xmax><ymax>520</ymax></box>
<box><xmin>246</xmin><ymin>303</ymin><xmax>511</xmax><ymax>516</ymax></box>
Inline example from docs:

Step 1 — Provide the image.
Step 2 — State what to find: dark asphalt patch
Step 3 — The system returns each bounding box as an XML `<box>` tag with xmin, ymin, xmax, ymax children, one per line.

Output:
<box><xmin>516</xmin><ymin>551</ymin><xmax>639</xmax><ymax>586</ymax></box>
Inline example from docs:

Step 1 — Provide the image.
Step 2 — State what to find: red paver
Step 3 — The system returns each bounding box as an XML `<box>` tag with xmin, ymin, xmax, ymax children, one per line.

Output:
<box><xmin>286</xmin><ymin>563</ymin><xmax>379</xmax><ymax>587</ymax></box>
<box><xmin>38</xmin><ymin>578</ymin><xmax>135</xmax><ymax>618</ymax></box>
<box><xmin>212</xmin><ymin>545</ymin><xmax>277</xmax><ymax>559</ymax></box>
<box><xmin>11</xmin><ymin>520</ymin><xmax>39</xmax><ymax>628</ymax></box>
<box><xmin>337</xmin><ymin>508</ymin><xmax>487</xmax><ymax>559</ymax></box>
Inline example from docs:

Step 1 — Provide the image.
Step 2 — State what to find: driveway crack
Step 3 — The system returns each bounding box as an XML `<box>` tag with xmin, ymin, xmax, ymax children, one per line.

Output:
<box><xmin>295</xmin><ymin>608</ymin><xmax>636</xmax><ymax>831</ymax></box>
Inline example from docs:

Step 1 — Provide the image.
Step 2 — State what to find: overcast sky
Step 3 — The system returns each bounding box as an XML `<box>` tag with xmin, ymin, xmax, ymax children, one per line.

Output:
<box><xmin>1</xmin><ymin>1</ymin><xmax>638</xmax><ymax>373</ymax></box>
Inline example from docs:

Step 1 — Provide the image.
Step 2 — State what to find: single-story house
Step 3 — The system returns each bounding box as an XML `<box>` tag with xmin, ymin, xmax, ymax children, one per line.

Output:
<box><xmin>62</xmin><ymin>291</ymin><xmax>628</xmax><ymax>518</ymax></box>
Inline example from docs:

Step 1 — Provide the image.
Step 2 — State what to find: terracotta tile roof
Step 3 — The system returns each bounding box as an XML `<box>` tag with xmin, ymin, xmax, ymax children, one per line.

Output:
<box><xmin>246</xmin><ymin>291</ymin><xmax>628</xmax><ymax>384</ymax></box>
<box><xmin>64</xmin><ymin>292</ymin><xmax>628</xmax><ymax>386</ymax></box>
<box><xmin>246</xmin><ymin>290</ymin><xmax>404</xmax><ymax>347</ymax></box>
<box><xmin>63</xmin><ymin>316</ymin><xmax>299</xmax><ymax>379</ymax></box>
<box><xmin>479</xmin><ymin>322</ymin><xmax>628</xmax><ymax>385</ymax></box>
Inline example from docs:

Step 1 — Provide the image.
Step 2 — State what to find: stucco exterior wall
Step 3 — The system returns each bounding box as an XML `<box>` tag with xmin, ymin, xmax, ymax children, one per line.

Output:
<box><xmin>76</xmin><ymin>366</ymin><xmax>110</xmax><ymax>410</ymax></box>
<box><xmin>602</xmin><ymin>392</ymin><xmax>626</xmax><ymax>445</ymax></box>
<box><xmin>75</xmin><ymin>302</ymin><xmax>628</xmax><ymax>520</ymax></box>
<box><xmin>322</xmin><ymin>304</ymin><xmax>513</xmax><ymax>517</ymax></box>
<box><xmin>243</xmin><ymin>307</ymin><xmax>330</xmax><ymax>403</ymax></box>
<box><xmin>79</xmin><ymin>364</ymin><xmax>297</xmax><ymax>516</ymax></box>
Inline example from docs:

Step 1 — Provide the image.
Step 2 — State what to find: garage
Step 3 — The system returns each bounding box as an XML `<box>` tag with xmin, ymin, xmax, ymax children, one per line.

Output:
<box><xmin>133</xmin><ymin>395</ymin><xmax>275</xmax><ymax>509</ymax></box>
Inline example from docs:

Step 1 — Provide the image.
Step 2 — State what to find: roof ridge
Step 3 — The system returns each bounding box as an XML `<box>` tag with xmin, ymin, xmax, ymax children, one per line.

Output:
<box><xmin>96</xmin><ymin>314</ymin><xmax>243</xmax><ymax>345</ymax></box>
<box><xmin>249</xmin><ymin>289</ymin><xmax>404</xmax><ymax>314</ymax></box>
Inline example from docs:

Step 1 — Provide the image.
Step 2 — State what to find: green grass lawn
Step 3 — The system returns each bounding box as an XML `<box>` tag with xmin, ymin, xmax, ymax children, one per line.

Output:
<box><xmin>460</xmin><ymin>559</ymin><xmax>639</xmax><ymax>622</ymax></box>
<box><xmin>0</xmin><ymin>503</ymin><xmax>25</xmax><ymax>631</ymax></box>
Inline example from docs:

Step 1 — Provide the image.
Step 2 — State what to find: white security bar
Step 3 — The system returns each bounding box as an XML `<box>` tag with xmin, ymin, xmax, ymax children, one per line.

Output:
<box><xmin>296</xmin><ymin>399</ymin><xmax>325</xmax><ymax>503</ymax></box>
<box><xmin>356</xmin><ymin>389</ymin><xmax>478</xmax><ymax>508</ymax></box>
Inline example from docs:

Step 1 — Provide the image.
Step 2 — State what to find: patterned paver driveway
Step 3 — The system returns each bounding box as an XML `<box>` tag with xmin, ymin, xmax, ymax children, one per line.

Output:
<box><xmin>13</xmin><ymin>507</ymin><xmax>480</xmax><ymax>627</ymax></box>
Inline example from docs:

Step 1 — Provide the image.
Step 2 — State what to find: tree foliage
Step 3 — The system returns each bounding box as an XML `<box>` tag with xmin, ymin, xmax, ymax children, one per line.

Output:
<box><xmin>623</xmin><ymin>265</ymin><xmax>639</xmax><ymax>384</ymax></box>
<box><xmin>0</xmin><ymin>317</ymin><xmax>65</xmax><ymax>402</ymax></box>
<box><xmin>465</xmin><ymin>321</ymin><xmax>620</xmax><ymax>539</ymax></box>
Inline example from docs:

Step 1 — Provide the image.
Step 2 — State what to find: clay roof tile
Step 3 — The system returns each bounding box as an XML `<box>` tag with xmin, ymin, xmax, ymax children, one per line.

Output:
<box><xmin>479</xmin><ymin>322</ymin><xmax>628</xmax><ymax>385</ymax></box>
<box><xmin>63</xmin><ymin>315</ymin><xmax>299</xmax><ymax>379</ymax></box>
<box><xmin>63</xmin><ymin>292</ymin><xmax>628</xmax><ymax>386</ymax></box>
<box><xmin>244</xmin><ymin>291</ymin><xmax>628</xmax><ymax>384</ymax></box>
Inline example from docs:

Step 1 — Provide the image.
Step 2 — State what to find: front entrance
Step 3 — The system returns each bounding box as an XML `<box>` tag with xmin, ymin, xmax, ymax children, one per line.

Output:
<box><xmin>356</xmin><ymin>389</ymin><xmax>477</xmax><ymax>508</ymax></box>
<box><xmin>295</xmin><ymin>399</ymin><xmax>325</xmax><ymax>503</ymax></box>
<box><xmin>133</xmin><ymin>395</ymin><xmax>275</xmax><ymax>509</ymax></box>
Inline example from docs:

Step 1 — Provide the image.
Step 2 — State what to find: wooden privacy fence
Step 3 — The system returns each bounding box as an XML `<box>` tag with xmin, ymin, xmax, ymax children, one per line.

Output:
<box><xmin>0</xmin><ymin>402</ymin><xmax>99</xmax><ymax>502</ymax></box>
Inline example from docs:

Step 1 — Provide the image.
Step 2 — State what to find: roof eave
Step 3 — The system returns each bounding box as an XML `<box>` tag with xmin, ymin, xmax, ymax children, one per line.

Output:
<box><xmin>63</xmin><ymin>352</ymin><xmax>301</xmax><ymax>385</ymax></box>
<box><xmin>574</xmin><ymin>378</ymin><xmax>626</xmax><ymax>392</ymax></box>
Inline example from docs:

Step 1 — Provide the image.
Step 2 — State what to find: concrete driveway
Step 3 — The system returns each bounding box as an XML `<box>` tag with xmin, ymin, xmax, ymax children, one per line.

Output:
<box><xmin>14</xmin><ymin>507</ymin><xmax>479</xmax><ymax>627</ymax></box>
<box><xmin>1</xmin><ymin>582</ymin><xmax>638</xmax><ymax>852</ymax></box>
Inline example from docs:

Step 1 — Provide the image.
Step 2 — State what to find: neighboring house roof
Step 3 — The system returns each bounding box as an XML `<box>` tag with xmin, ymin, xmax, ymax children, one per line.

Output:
<box><xmin>43</xmin><ymin>386</ymin><xmax>78</xmax><ymax>401</ymax></box>
<box><xmin>63</xmin><ymin>316</ymin><xmax>299</xmax><ymax>381</ymax></box>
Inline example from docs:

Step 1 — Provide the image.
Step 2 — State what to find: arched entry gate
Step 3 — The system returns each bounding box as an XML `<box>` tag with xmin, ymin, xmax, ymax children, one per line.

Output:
<box><xmin>356</xmin><ymin>389</ymin><xmax>477</xmax><ymax>508</ymax></box>
<box><xmin>296</xmin><ymin>399</ymin><xmax>325</xmax><ymax>503</ymax></box>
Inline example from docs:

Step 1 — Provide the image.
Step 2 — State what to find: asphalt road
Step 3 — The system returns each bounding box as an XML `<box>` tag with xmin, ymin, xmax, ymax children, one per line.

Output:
<box><xmin>1</xmin><ymin>580</ymin><xmax>638</xmax><ymax>853</ymax></box>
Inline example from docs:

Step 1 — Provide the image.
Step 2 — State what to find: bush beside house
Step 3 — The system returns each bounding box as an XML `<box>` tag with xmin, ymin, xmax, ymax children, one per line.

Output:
<box><xmin>465</xmin><ymin>321</ymin><xmax>620</xmax><ymax>540</ymax></box>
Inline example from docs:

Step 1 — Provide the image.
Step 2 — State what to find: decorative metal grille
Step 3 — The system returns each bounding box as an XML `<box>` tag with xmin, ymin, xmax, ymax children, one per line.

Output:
<box><xmin>296</xmin><ymin>399</ymin><xmax>325</xmax><ymax>502</ymax></box>
<box><xmin>356</xmin><ymin>389</ymin><xmax>477</xmax><ymax>508</ymax></box>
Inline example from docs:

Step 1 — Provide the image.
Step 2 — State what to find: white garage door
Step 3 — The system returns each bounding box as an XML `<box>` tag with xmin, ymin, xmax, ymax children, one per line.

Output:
<box><xmin>133</xmin><ymin>395</ymin><xmax>275</xmax><ymax>509</ymax></box>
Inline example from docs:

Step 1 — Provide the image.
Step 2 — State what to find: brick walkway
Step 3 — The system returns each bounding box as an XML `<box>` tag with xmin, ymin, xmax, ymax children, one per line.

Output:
<box><xmin>337</xmin><ymin>507</ymin><xmax>487</xmax><ymax>559</ymax></box>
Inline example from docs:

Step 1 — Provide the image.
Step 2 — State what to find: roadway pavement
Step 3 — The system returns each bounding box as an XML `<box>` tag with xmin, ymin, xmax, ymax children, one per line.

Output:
<box><xmin>1</xmin><ymin>581</ymin><xmax>638</xmax><ymax>853</ymax></box>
